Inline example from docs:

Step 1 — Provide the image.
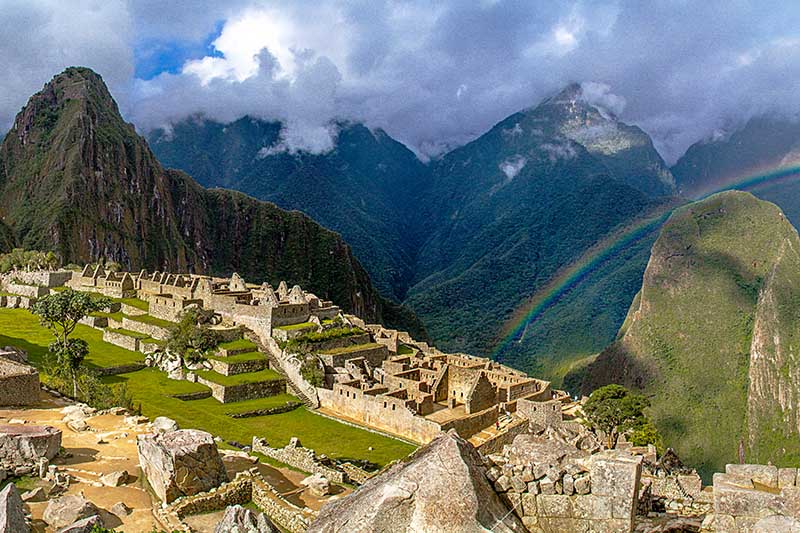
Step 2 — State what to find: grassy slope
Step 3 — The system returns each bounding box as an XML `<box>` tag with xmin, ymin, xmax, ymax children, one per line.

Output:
<box><xmin>585</xmin><ymin>191</ymin><xmax>800</xmax><ymax>478</ymax></box>
<box><xmin>0</xmin><ymin>308</ymin><xmax>415</xmax><ymax>467</ymax></box>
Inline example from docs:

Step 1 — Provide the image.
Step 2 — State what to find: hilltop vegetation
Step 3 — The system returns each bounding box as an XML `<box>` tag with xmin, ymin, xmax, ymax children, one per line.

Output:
<box><xmin>583</xmin><ymin>191</ymin><xmax>800</xmax><ymax>477</ymax></box>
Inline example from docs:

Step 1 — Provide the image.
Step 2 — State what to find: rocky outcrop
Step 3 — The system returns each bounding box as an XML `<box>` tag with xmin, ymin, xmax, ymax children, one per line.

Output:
<box><xmin>43</xmin><ymin>494</ymin><xmax>100</xmax><ymax>530</ymax></box>
<box><xmin>0</xmin><ymin>483</ymin><xmax>28</xmax><ymax>533</ymax></box>
<box><xmin>56</xmin><ymin>515</ymin><xmax>104</xmax><ymax>533</ymax></box>
<box><xmin>0</xmin><ymin>424</ymin><xmax>61</xmax><ymax>468</ymax></box>
<box><xmin>309</xmin><ymin>430</ymin><xmax>526</xmax><ymax>533</ymax></box>
<box><xmin>137</xmin><ymin>428</ymin><xmax>228</xmax><ymax>503</ymax></box>
<box><xmin>214</xmin><ymin>504</ymin><xmax>279</xmax><ymax>533</ymax></box>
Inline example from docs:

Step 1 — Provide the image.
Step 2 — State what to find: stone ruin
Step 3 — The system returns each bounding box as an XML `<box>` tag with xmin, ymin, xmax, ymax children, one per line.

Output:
<box><xmin>0</xmin><ymin>424</ymin><xmax>61</xmax><ymax>478</ymax></box>
<box><xmin>0</xmin><ymin>346</ymin><xmax>40</xmax><ymax>406</ymax></box>
<box><xmin>137</xmin><ymin>428</ymin><xmax>228</xmax><ymax>503</ymax></box>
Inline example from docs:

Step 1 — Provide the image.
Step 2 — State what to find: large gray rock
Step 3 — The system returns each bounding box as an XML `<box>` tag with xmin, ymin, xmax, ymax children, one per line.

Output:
<box><xmin>301</xmin><ymin>473</ymin><xmax>330</xmax><ymax>497</ymax></box>
<box><xmin>43</xmin><ymin>494</ymin><xmax>100</xmax><ymax>529</ymax></box>
<box><xmin>137</xmin><ymin>428</ymin><xmax>227</xmax><ymax>503</ymax></box>
<box><xmin>0</xmin><ymin>483</ymin><xmax>28</xmax><ymax>533</ymax></box>
<box><xmin>0</xmin><ymin>424</ymin><xmax>61</xmax><ymax>467</ymax></box>
<box><xmin>309</xmin><ymin>430</ymin><xmax>526</xmax><ymax>533</ymax></box>
<box><xmin>152</xmin><ymin>416</ymin><xmax>178</xmax><ymax>433</ymax></box>
<box><xmin>214</xmin><ymin>504</ymin><xmax>279</xmax><ymax>533</ymax></box>
<box><xmin>56</xmin><ymin>514</ymin><xmax>103</xmax><ymax>533</ymax></box>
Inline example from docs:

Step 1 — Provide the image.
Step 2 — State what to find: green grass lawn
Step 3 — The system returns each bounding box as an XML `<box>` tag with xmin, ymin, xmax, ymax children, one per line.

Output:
<box><xmin>207</xmin><ymin>351</ymin><xmax>266</xmax><ymax>364</ymax></box>
<box><xmin>90</xmin><ymin>310</ymin><xmax>123</xmax><ymax>321</ymax></box>
<box><xmin>0</xmin><ymin>308</ymin><xmax>142</xmax><ymax>369</ymax></box>
<box><xmin>115</xmin><ymin>297</ymin><xmax>149</xmax><ymax>311</ymax></box>
<box><xmin>196</xmin><ymin>367</ymin><xmax>282</xmax><ymax>386</ymax></box>
<box><xmin>126</xmin><ymin>313</ymin><xmax>174</xmax><ymax>328</ymax></box>
<box><xmin>318</xmin><ymin>342</ymin><xmax>382</xmax><ymax>355</ymax></box>
<box><xmin>218</xmin><ymin>338</ymin><xmax>258</xmax><ymax>352</ymax></box>
<box><xmin>105</xmin><ymin>368</ymin><xmax>414</xmax><ymax>466</ymax></box>
<box><xmin>0</xmin><ymin>308</ymin><xmax>416</xmax><ymax>467</ymax></box>
<box><xmin>274</xmin><ymin>321</ymin><xmax>316</xmax><ymax>331</ymax></box>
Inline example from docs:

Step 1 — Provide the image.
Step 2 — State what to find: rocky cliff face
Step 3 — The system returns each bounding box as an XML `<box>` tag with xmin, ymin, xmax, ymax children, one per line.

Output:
<box><xmin>0</xmin><ymin>67</ymin><xmax>413</xmax><ymax>326</ymax></box>
<box><xmin>583</xmin><ymin>191</ymin><xmax>800</xmax><ymax>476</ymax></box>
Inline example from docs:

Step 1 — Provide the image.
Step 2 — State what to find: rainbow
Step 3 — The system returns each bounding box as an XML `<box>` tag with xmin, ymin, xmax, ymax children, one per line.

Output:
<box><xmin>491</xmin><ymin>162</ymin><xmax>800</xmax><ymax>360</ymax></box>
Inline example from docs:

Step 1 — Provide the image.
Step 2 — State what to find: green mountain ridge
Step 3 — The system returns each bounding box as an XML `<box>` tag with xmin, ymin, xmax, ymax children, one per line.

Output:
<box><xmin>582</xmin><ymin>190</ymin><xmax>800</xmax><ymax>477</ymax></box>
<box><xmin>0</xmin><ymin>67</ymin><xmax>422</xmax><ymax>333</ymax></box>
<box><xmin>151</xmin><ymin>84</ymin><xmax>677</xmax><ymax>378</ymax></box>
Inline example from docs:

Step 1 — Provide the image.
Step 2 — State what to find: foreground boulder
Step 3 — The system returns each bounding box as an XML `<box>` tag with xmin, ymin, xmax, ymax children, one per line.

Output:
<box><xmin>57</xmin><ymin>514</ymin><xmax>103</xmax><ymax>533</ymax></box>
<box><xmin>309</xmin><ymin>430</ymin><xmax>526</xmax><ymax>533</ymax></box>
<box><xmin>0</xmin><ymin>483</ymin><xmax>28</xmax><ymax>533</ymax></box>
<box><xmin>137</xmin><ymin>428</ymin><xmax>227</xmax><ymax>503</ymax></box>
<box><xmin>43</xmin><ymin>494</ymin><xmax>100</xmax><ymax>529</ymax></box>
<box><xmin>215</xmin><ymin>504</ymin><xmax>279</xmax><ymax>533</ymax></box>
<box><xmin>0</xmin><ymin>424</ymin><xmax>61</xmax><ymax>467</ymax></box>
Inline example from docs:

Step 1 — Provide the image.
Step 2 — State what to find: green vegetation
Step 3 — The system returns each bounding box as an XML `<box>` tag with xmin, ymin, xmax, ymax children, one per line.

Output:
<box><xmin>125</xmin><ymin>313</ymin><xmax>173</xmax><ymax>328</ymax></box>
<box><xmin>285</xmin><ymin>326</ymin><xmax>365</xmax><ymax>354</ymax></box>
<box><xmin>585</xmin><ymin>191</ymin><xmax>800</xmax><ymax>479</ymax></box>
<box><xmin>274</xmin><ymin>321</ymin><xmax>316</xmax><ymax>331</ymax></box>
<box><xmin>195</xmin><ymin>368</ymin><xmax>282</xmax><ymax>386</ymax></box>
<box><xmin>166</xmin><ymin>308</ymin><xmax>220</xmax><ymax>362</ymax></box>
<box><xmin>582</xmin><ymin>384</ymin><xmax>657</xmax><ymax>449</ymax></box>
<box><xmin>218</xmin><ymin>338</ymin><xmax>257</xmax><ymax>352</ymax></box>
<box><xmin>0</xmin><ymin>248</ymin><xmax>59</xmax><ymax>273</ymax></box>
<box><xmin>105</xmin><ymin>368</ymin><xmax>414</xmax><ymax>466</ymax></box>
<box><xmin>115</xmin><ymin>297</ymin><xmax>149</xmax><ymax>311</ymax></box>
<box><xmin>397</xmin><ymin>344</ymin><xmax>414</xmax><ymax>355</ymax></box>
<box><xmin>206</xmin><ymin>351</ymin><xmax>265</xmax><ymax>364</ymax></box>
<box><xmin>318</xmin><ymin>342</ymin><xmax>382</xmax><ymax>355</ymax></box>
<box><xmin>300</xmin><ymin>356</ymin><xmax>324</xmax><ymax>387</ymax></box>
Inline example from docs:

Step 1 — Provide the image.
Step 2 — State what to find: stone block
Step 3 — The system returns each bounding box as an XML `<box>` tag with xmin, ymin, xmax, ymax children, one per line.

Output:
<box><xmin>573</xmin><ymin>495</ymin><xmax>594</xmax><ymax>520</ymax></box>
<box><xmin>521</xmin><ymin>492</ymin><xmax>537</xmax><ymax>517</ymax></box>
<box><xmin>43</xmin><ymin>495</ymin><xmax>99</xmax><ymax>530</ymax></box>
<box><xmin>753</xmin><ymin>514</ymin><xmax>800</xmax><ymax>533</ymax></box>
<box><xmin>589</xmin><ymin>452</ymin><xmax>641</xmax><ymax>521</ymax></box>
<box><xmin>591</xmin><ymin>495</ymin><xmax>614</xmax><ymax>519</ymax></box>
<box><xmin>527</xmin><ymin>480</ymin><xmax>540</xmax><ymax>494</ymax></box>
<box><xmin>780</xmin><ymin>468</ymin><xmax>798</xmax><ymax>489</ymax></box>
<box><xmin>137</xmin><ymin>429</ymin><xmax>227</xmax><ymax>503</ymax></box>
<box><xmin>726</xmin><ymin>464</ymin><xmax>779</xmax><ymax>488</ymax></box>
<box><xmin>589</xmin><ymin>518</ymin><xmax>633</xmax><ymax>533</ymax></box>
<box><xmin>510</xmin><ymin>475</ymin><xmax>527</xmax><ymax>493</ymax></box>
<box><xmin>494</xmin><ymin>474</ymin><xmax>511</xmax><ymax>493</ymax></box>
<box><xmin>575</xmin><ymin>475</ymin><xmax>591</xmax><ymax>495</ymax></box>
<box><xmin>540</xmin><ymin>476</ymin><xmax>555</xmax><ymax>494</ymax></box>
<box><xmin>563</xmin><ymin>474</ymin><xmax>575</xmax><ymax>495</ymax></box>
<box><xmin>540</xmin><ymin>517</ymin><xmax>589</xmax><ymax>533</ymax></box>
<box><xmin>537</xmin><ymin>494</ymin><xmax>574</xmax><ymax>518</ymax></box>
<box><xmin>714</xmin><ymin>481</ymin><xmax>785</xmax><ymax>517</ymax></box>
<box><xmin>0</xmin><ymin>425</ymin><xmax>61</xmax><ymax>466</ymax></box>
<box><xmin>713</xmin><ymin>514</ymin><xmax>736</xmax><ymax>533</ymax></box>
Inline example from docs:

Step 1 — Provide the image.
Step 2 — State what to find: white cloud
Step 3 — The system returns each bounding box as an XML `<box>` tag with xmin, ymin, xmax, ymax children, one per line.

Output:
<box><xmin>499</xmin><ymin>155</ymin><xmax>527</xmax><ymax>180</ymax></box>
<box><xmin>579</xmin><ymin>82</ymin><xmax>626</xmax><ymax>117</ymax></box>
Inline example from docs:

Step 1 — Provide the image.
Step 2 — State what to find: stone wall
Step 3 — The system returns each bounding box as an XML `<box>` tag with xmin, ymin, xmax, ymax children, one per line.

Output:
<box><xmin>120</xmin><ymin>302</ymin><xmax>148</xmax><ymax>316</ymax></box>
<box><xmin>318</xmin><ymin>344</ymin><xmax>388</xmax><ymax>368</ymax></box>
<box><xmin>252</xmin><ymin>436</ymin><xmax>347</xmax><ymax>483</ymax></box>
<box><xmin>517</xmin><ymin>399</ymin><xmax>563</xmax><ymax>429</ymax></box>
<box><xmin>712</xmin><ymin>463</ymin><xmax>800</xmax><ymax>532</ymax></box>
<box><xmin>439</xmin><ymin>404</ymin><xmax>500</xmax><ymax>440</ymax></box>
<box><xmin>102</xmin><ymin>329</ymin><xmax>139</xmax><ymax>351</ymax></box>
<box><xmin>4</xmin><ymin>282</ymin><xmax>49</xmax><ymax>298</ymax></box>
<box><xmin>0</xmin><ymin>294</ymin><xmax>34</xmax><ymax>309</ymax></box>
<box><xmin>208</xmin><ymin>357</ymin><xmax>270</xmax><ymax>376</ymax></box>
<box><xmin>317</xmin><ymin>385</ymin><xmax>442</xmax><ymax>444</ymax></box>
<box><xmin>0</xmin><ymin>425</ymin><xmax>61</xmax><ymax>469</ymax></box>
<box><xmin>1</xmin><ymin>270</ymin><xmax>73</xmax><ymax>288</ymax></box>
<box><xmin>251</xmin><ymin>476</ymin><xmax>312</xmax><ymax>533</ymax></box>
<box><xmin>0</xmin><ymin>358</ymin><xmax>40</xmax><ymax>406</ymax></box>
<box><xmin>475</xmin><ymin>416</ymin><xmax>530</xmax><ymax>456</ymax></box>
<box><xmin>197</xmin><ymin>375</ymin><xmax>286</xmax><ymax>403</ymax></box>
<box><xmin>121</xmin><ymin>316</ymin><xmax>170</xmax><ymax>341</ymax></box>
<box><xmin>169</xmin><ymin>474</ymin><xmax>253</xmax><ymax>519</ymax></box>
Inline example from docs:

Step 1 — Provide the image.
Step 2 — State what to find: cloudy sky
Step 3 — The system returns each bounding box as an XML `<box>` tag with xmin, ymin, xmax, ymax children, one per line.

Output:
<box><xmin>2</xmin><ymin>0</ymin><xmax>800</xmax><ymax>161</ymax></box>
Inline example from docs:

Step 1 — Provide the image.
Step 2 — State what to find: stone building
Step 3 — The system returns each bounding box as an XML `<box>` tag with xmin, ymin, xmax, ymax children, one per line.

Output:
<box><xmin>0</xmin><ymin>348</ymin><xmax>40</xmax><ymax>406</ymax></box>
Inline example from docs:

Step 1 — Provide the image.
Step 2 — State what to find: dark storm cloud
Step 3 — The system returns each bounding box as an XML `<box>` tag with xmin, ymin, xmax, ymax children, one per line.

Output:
<box><xmin>2</xmin><ymin>1</ymin><xmax>800</xmax><ymax>161</ymax></box>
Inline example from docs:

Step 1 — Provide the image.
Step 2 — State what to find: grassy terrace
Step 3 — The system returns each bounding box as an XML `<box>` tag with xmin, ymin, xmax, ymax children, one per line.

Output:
<box><xmin>218</xmin><ymin>338</ymin><xmax>258</xmax><ymax>352</ymax></box>
<box><xmin>207</xmin><ymin>351</ymin><xmax>266</xmax><ymax>364</ymax></box>
<box><xmin>125</xmin><ymin>313</ymin><xmax>173</xmax><ymax>328</ymax></box>
<box><xmin>196</xmin><ymin>367</ymin><xmax>282</xmax><ymax>386</ymax></box>
<box><xmin>274</xmin><ymin>321</ymin><xmax>316</xmax><ymax>331</ymax></box>
<box><xmin>107</xmin><ymin>327</ymin><xmax>151</xmax><ymax>340</ymax></box>
<box><xmin>0</xmin><ymin>309</ymin><xmax>142</xmax><ymax>368</ymax></box>
<box><xmin>105</xmin><ymin>368</ymin><xmax>414</xmax><ymax>466</ymax></box>
<box><xmin>318</xmin><ymin>342</ymin><xmax>383</xmax><ymax>355</ymax></box>
<box><xmin>0</xmin><ymin>308</ymin><xmax>415</xmax><ymax>466</ymax></box>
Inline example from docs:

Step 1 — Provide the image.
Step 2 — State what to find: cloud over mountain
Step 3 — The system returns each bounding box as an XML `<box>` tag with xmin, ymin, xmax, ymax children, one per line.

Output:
<box><xmin>3</xmin><ymin>1</ymin><xmax>800</xmax><ymax>161</ymax></box>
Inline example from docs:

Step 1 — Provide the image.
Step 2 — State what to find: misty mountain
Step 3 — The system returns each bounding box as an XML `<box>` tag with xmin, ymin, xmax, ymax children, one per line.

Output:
<box><xmin>151</xmin><ymin>84</ymin><xmax>676</xmax><ymax>379</ymax></box>
<box><xmin>0</xmin><ymin>67</ymin><xmax>423</xmax><ymax>333</ymax></box>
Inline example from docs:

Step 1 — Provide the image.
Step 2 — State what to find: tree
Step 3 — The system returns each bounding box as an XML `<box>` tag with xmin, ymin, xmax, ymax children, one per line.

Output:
<box><xmin>582</xmin><ymin>384</ymin><xmax>651</xmax><ymax>449</ymax></box>
<box><xmin>32</xmin><ymin>289</ymin><xmax>111</xmax><ymax>395</ymax></box>
<box><xmin>166</xmin><ymin>307</ymin><xmax>220</xmax><ymax>361</ymax></box>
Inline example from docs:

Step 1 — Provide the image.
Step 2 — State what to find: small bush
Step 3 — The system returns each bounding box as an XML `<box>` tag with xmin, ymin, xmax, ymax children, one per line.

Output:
<box><xmin>300</xmin><ymin>356</ymin><xmax>324</xmax><ymax>387</ymax></box>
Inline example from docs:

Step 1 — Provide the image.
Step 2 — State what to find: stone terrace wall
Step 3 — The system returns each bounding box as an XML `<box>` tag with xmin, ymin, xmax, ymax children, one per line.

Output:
<box><xmin>197</xmin><ymin>376</ymin><xmax>286</xmax><ymax>403</ymax></box>
<box><xmin>102</xmin><ymin>329</ymin><xmax>139</xmax><ymax>351</ymax></box>
<box><xmin>4</xmin><ymin>282</ymin><xmax>49</xmax><ymax>298</ymax></box>
<box><xmin>251</xmin><ymin>476</ymin><xmax>312</xmax><ymax>533</ymax></box>
<box><xmin>252</xmin><ymin>437</ymin><xmax>346</xmax><ymax>483</ymax></box>
<box><xmin>475</xmin><ymin>417</ymin><xmax>529</xmax><ymax>456</ymax></box>
<box><xmin>712</xmin><ymin>464</ymin><xmax>800</xmax><ymax>532</ymax></box>
<box><xmin>121</xmin><ymin>316</ymin><xmax>170</xmax><ymax>341</ymax></box>
<box><xmin>0</xmin><ymin>358</ymin><xmax>40</xmax><ymax>406</ymax></box>
<box><xmin>1</xmin><ymin>270</ymin><xmax>73</xmax><ymax>288</ymax></box>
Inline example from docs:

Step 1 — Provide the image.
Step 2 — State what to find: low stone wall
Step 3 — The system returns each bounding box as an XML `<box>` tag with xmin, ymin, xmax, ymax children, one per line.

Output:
<box><xmin>5</xmin><ymin>282</ymin><xmax>49</xmax><ymax>298</ymax></box>
<box><xmin>318</xmin><ymin>344</ymin><xmax>387</xmax><ymax>368</ymax></box>
<box><xmin>102</xmin><ymin>329</ymin><xmax>139</xmax><ymax>351</ymax></box>
<box><xmin>0</xmin><ymin>358</ymin><xmax>40</xmax><ymax>406</ymax></box>
<box><xmin>272</xmin><ymin>325</ymin><xmax>317</xmax><ymax>343</ymax></box>
<box><xmin>475</xmin><ymin>416</ymin><xmax>529</xmax><ymax>456</ymax></box>
<box><xmin>252</xmin><ymin>437</ymin><xmax>347</xmax><ymax>484</ymax></box>
<box><xmin>440</xmin><ymin>405</ymin><xmax>500</xmax><ymax>440</ymax></box>
<box><xmin>1</xmin><ymin>270</ymin><xmax>73</xmax><ymax>288</ymax></box>
<box><xmin>120</xmin><ymin>303</ymin><xmax>148</xmax><ymax>316</ymax></box>
<box><xmin>139</xmin><ymin>340</ymin><xmax>162</xmax><ymax>354</ymax></box>
<box><xmin>0</xmin><ymin>294</ymin><xmax>34</xmax><ymax>309</ymax></box>
<box><xmin>209</xmin><ymin>357</ymin><xmax>270</xmax><ymax>376</ymax></box>
<box><xmin>251</xmin><ymin>476</ymin><xmax>312</xmax><ymax>533</ymax></box>
<box><xmin>172</xmin><ymin>390</ymin><xmax>213</xmax><ymax>401</ymax></box>
<box><xmin>170</xmin><ymin>474</ymin><xmax>253</xmax><ymax>519</ymax></box>
<box><xmin>712</xmin><ymin>464</ymin><xmax>800</xmax><ymax>532</ymax></box>
<box><xmin>95</xmin><ymin>363</ymin><xmax>147</xmax><ymax>376</ymax></box>
<box><xmin>339</xmin><ymin>462</ymin><xmax>373</xmax><ymax>485</ymax></box>
<box><xmin>122</xmin><ymin>316</ymin><xmax>171</xmax><ymax>341</ymax></box>
<box><xmin>198</xmin><ymin>375</ymin><xmax>287</xmax><ymax>403</ymax></box>
<box><xmin>79</xmin><ymin>315</ymin><xmax>108</xmax><ymax>328</ymax></box>
<box><xmin>229</xmin><ymin>401</ymin><xmax>302</xmax><ymax>418</ymax></box>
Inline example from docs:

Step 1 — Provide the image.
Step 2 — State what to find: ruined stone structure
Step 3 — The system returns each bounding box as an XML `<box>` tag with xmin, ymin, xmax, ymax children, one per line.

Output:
<box><xmin>0</xmin><ymin>349</ymin><xmax>40</xmax><ymax>406</ymax></box>
<box><xmin>314</xmin><ymin>321</ymin><xmax>558</xmax><ymax>444</ymax></box>
<box><xmin>68</xmin><ymin>268</ymin><xmax>340</xmax><ymax>341</ymax></box>
<box><xmin>0</xmin><ymin>425</ymin><xmax>61</xmax><ymax>472</ymax></box>
<box><xmin>251</xmin><ymin>436</ymin><xmax>365</xmax><ymax>484</ymax></box>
